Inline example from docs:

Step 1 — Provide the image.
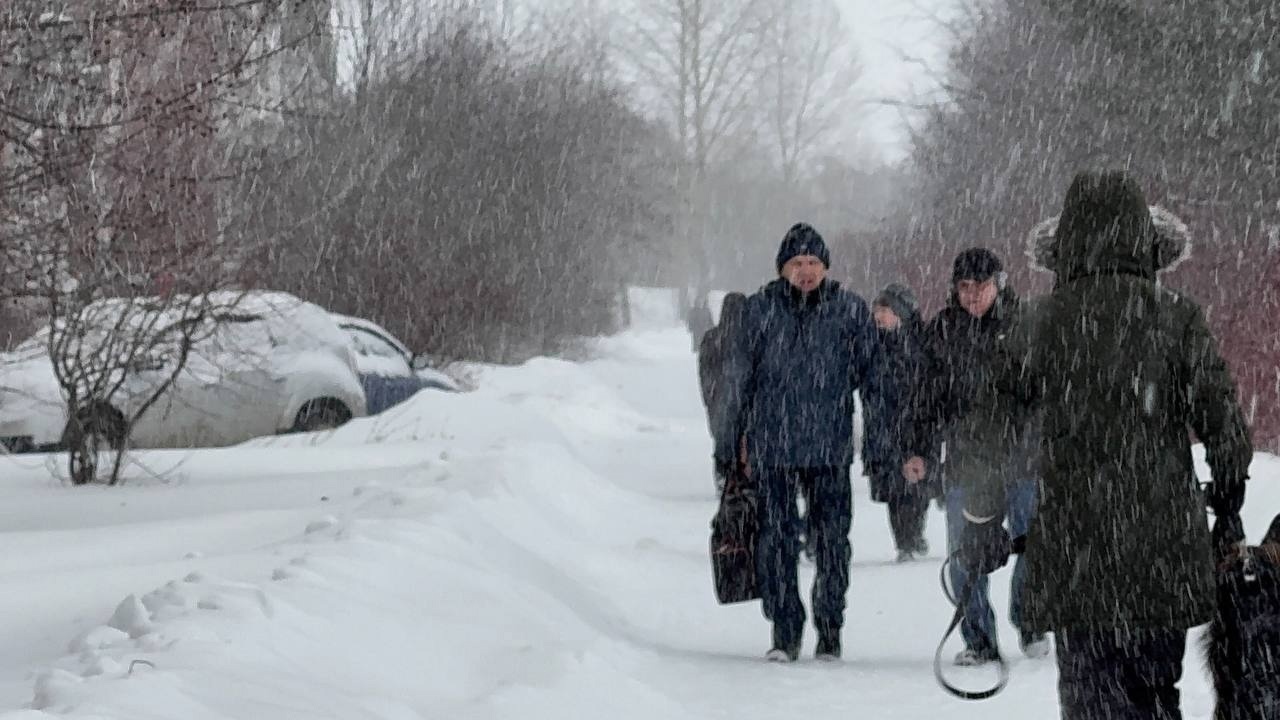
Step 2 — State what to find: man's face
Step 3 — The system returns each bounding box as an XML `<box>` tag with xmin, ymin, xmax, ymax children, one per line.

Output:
<box><xmin>873</xmin><ymin>306</ymin><xmax>901</xmax><ymax>330</ymax></box>
<box><xmin>782</xmin><ymin>255</ymin><xmax>826</xmax><ymax>294</ymax></box>
<box><xmin>956</xmin><ymin>277</ymin><xmax>999</xmax><ymax>318</ymax></box>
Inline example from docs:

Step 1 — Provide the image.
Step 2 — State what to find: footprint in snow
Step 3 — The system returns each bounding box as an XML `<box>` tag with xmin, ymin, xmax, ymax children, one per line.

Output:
<box><xmin>353</xmin><ymin>481</ymin><xmax>382</xmax><ymax>497</ymax></box>
<box><xmin>305</xmin><ymin>515</ymin><xmax>340</xmax><ymax>535</ymax></box>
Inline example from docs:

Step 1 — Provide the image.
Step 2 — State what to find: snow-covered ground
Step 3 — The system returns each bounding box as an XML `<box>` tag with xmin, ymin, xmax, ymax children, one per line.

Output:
<box><xmin>2</xmin><ymin>288</ymin><xmax>1276</xmax><ymax>719</ymax></box>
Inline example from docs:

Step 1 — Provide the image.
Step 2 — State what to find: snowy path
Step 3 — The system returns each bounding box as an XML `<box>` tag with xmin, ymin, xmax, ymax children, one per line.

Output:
<box><xmin>2</xmin><ymin>301</ymin><xmax>1276</xmax><ymax>719</ymax></box>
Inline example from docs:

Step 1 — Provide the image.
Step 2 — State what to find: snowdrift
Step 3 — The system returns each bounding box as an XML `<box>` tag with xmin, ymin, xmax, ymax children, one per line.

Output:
<box><xmin>2</xmin><ymin>287</ymin><xmax>1275</xmax><ymax>719</ymax></box>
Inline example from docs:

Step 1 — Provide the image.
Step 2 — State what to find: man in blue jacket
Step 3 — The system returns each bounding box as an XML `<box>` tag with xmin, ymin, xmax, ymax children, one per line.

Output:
<box><xmin>712</xmin><ymin>223</ymin><xmax>881</xmax><ymax>662</ymax></box>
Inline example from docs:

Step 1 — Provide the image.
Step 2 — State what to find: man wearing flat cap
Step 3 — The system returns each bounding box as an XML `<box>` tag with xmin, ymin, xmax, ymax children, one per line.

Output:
<box><xmin>712</xmin><ymin>222</ymin><xmax>883</xmax><ymax>663</ymax></box>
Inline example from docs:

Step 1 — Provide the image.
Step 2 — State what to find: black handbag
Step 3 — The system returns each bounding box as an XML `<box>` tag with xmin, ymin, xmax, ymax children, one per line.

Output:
<box><xmin>710</xmin><ymin>472</ymin><xmax>760</xmax><ymax>604</ymax></box>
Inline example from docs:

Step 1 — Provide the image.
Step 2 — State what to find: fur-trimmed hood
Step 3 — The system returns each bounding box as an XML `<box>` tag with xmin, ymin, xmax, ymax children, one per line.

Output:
<box><xmin>1027</xmin><ymin>172</ymin><xmax>1192</xmax><ymax>278</ymax></box>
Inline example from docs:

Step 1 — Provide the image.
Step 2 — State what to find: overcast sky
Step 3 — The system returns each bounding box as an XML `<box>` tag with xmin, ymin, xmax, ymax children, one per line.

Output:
<box><xmin>834</xmin><ymin>0</ymin><xmax>954</xmax><ymax>161</ymax></box>
<box><xmin>586</xmin><ymin>0</ymin><xmax>957</xmax><ymax>162</ymax></box>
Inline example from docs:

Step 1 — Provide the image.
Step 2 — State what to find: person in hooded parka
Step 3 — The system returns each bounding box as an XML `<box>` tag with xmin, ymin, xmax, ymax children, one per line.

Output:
<box><xmin>960</xmin><ymin>170</ymin><xmax>1252</xmax><ymax>719</ymax></box>
<box><xmin>712</xmin><ymin>222</ymin><xmax>882</xmax><ymax>663</ymax></box>
<box><xmin>863</xmin><ymin>282</ymin><xmax>935</xmax><ymax>562</ymax></box>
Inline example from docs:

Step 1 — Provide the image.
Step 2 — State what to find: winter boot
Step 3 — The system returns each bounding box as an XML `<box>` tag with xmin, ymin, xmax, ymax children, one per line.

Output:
<box><xmin>895</xmin><ymin>549</ymin><xmax>915</xmax><ymax>563</ymax></box>
<box><xmin>1019</xmin><ymin>629</ymin><xmax>1051</xmax><ymax>659</ymax></box>
<box><xmin>953</xmin><ymin>644</ymin><xmax>1001</xmax><ymax>667</ymax></box>
<box><xmin>913</xmin><ymin>537</ymin><xmax>930</xmax><ymax>557</ymax></box>
<box><xmin>765</xmin><ymin>647</ymin><xmax>798</xmax><ymax>662</ymax></box>
<box><xmin>767</xmin><ymin>625</ymin><xmax>801</xmax><ymax>663</ymax></box>
<box><xmin>815</xmin><ymin>633</ymin><xmax>842</xmax><ymax>661</ymax></box>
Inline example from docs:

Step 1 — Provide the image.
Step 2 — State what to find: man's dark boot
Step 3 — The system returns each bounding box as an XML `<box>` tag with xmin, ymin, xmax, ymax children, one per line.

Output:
<box><xmin>766</xmin><ymin>625</ymin><xmax>801</xmax><ymax>663</ymax></box>
<box><xmin>816</xmin><ymin>634</ymin><xmax>842</xmax><ymax>661</ymax></box>
<box><xmin>1019</xmin><ymin>628</ymin><xmax>1051</xmax><ymax>659</ymax></box>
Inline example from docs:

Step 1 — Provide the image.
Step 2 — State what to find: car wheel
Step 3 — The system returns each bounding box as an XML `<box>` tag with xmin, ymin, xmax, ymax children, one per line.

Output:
<box><xmin>291</xmin><ymin>399</ymin><xmax>352</xmax><ymax>433</ymax></box>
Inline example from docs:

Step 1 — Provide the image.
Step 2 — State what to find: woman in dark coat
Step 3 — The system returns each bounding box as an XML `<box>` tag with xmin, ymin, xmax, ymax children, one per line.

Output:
<box><xmin>863</xmin><ymin>283</ymin><xmax>934</xmax><ymax>561</ymax></box>
<box><xmin>1005</xmin><ymin>171</ymin><xmax>1251</xmax><ymax>715</ymax></box>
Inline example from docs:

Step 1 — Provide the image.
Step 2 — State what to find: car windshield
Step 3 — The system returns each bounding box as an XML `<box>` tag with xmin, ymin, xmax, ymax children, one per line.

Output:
<box><xmin>344</xmin><ymin>326</ymin><xmax>409</xmax><ymax>362</ymax></box>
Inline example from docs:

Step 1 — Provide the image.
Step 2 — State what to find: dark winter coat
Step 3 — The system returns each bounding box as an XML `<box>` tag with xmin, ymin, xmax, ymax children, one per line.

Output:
<box><xmin>712</xmin><ymin>278</ymin><xmax>880</xmax><ymax>470</ymax></box>
<box><xmin>698</xmin><ymin>308</ymin><xmax>744</xmax><ymax>440</ymax></box>
<box><xmin>1007</xmin><ymin>171</ymin><xmax>1252</xmax><ymax>633</ymax></box>
<box><xmin>906</xmin><ymin>286</ymin><xmax>1039</xmax><ymax>506</ymax></box>
<box><xmin>863</xmin><ymin>318</ymin><xmax>934</xmax><ymax>502</ymax></box>
<box><xmin>698</xmin><ymin>325</ymin><xmax>729</xmax><ymax>414</ymax></box>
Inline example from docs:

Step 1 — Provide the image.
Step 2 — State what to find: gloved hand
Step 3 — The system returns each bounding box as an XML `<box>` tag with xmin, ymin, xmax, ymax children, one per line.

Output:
<box><xmin>1205</xmin><ymin>475</ymin><xmax>1246</xmax><ymax>517</ymax></box>
<box><xmin>959</xmin><ymin>517</ymin><xmax>1011</xmax><ymax>575</ymax></box>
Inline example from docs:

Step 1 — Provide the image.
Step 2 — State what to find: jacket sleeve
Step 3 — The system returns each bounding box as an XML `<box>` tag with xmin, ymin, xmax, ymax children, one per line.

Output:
<box><xmin>849</xmin><ymin>298</ymin><xmax>885</xmax><ymax>465</ymax></box>
<box><xmin>1182</xmin><ymin>303</ymin><xmax>1252</xmax><ymax>487</ymax></box>
<box><xmin>859</xmin><ymin>351</ymin><xmax>891</xmax><ymax>475</ymax></box>
<box><xmin>905</xmin><ymin>318</ymin><xmax>948</xmax><ymax>460</ymax></box>
<box><xmin>967</xmin><ymin>296</ymin><xmax>1061</xmax><ymax>521</ymax></box>
<box><xmin>996</xmin><ymin>296</ymin><xmax>1046</xmax><ymax>411</ymax></box>
<box><xmin>710</xmin><ymin>303</ymin><xmax>754</xmax><ymax>465</ymax></box>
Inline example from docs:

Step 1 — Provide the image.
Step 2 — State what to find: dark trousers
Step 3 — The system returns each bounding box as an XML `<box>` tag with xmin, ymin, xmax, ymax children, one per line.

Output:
<box><xmin>1056</xmin><ymin>628</ymin><xmax>1187</xmax><ymax>720</ymax></box>
<box><xmin>755</xmin><ymin>466</ymin><xmax>852</xmax><ymax>651</ymax></box>
<box><xmin>887</xmin><ymin>492</ymin><xmax>928</xmax><ymax>552</ymax></box>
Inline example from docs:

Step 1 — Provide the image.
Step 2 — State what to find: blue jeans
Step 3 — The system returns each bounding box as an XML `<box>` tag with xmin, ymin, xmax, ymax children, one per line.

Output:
<box><xmin>945</xmin><ymin>478</ymin><xmax>1037</xmax><ymax>651</ymax></box>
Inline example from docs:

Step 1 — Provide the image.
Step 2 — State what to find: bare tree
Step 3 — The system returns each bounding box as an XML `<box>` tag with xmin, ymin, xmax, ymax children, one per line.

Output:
<box><xmin>618</xmin><ymin>0</ymin><xmax>773</xmax><ymax>284</ymax></box>
<box><xmin>1</xmin><ymin>0</ymin><xmax>327</xmax><ymax>483</ymax></box>
<box><xmin>336</xmin><ymin>0</ymin><xmax>409</xmax><ymax>98</ymax></box>
<box><xmin>759</xmin><ymin>0</ymin><xmax>862</xmax><ymax>186</ymax></box>
<box><xmin>895</xmin><ymin>0</ymin><xmax>1280</xmax><ymax>449</ymax></box>
<box><xmin>240</xmin><ymin>14</ymin><xmax>674</xmax><ymax>362</ymax></box>
<box><xmin>622</xmin><ymin>0</ymin><xmax>770</xmax><ymax>175</ymax></box>
<box><xmin>499</xmin><ymin>0</ymin><xmax>615</xmax><ymax>79</ymax></box>
<box><xmin>335</xmin><ymin>0</ymin><xmax>488</xmax><ymax>99</ymax></box>
<box><xmin>37</xmin><ymin>291</ymin><xmax>250</xmax><ymax>485</ymax></box>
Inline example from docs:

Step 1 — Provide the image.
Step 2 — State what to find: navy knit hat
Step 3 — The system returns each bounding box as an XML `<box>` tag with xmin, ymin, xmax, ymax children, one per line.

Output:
<box><xmin>775</xmin><ymin>223</ymin><xmax>830</xmax><ymax>273</ymax></box>
<box><xmin>952</xmin><ymin>247</ymin><xmax>1003</xmax><ymax>283</ymax></box>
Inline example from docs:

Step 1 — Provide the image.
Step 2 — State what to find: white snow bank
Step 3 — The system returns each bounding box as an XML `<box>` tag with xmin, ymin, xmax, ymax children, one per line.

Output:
<box><xmin>1</xmin><ymin>312</ymin><xmax>1276</xmax><ymax>719</ymax></box>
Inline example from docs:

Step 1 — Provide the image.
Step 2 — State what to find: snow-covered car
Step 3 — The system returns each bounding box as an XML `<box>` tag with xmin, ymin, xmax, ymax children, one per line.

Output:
<box><xmin>330</xmin><ymin>313</ymin><xmax>460</xmax><ymax>416</ymax></box>
<box><xmin>0</xmin><ymin>291</ymin><xmax>367</xmax><ymax>452</ymax></box>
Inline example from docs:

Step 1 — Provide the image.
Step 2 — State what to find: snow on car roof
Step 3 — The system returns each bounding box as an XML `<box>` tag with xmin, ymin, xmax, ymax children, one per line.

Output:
<box><xmin>15</xmin><ymin>291</ymin><xmax>350</xmax><ymax>355</ymax></box>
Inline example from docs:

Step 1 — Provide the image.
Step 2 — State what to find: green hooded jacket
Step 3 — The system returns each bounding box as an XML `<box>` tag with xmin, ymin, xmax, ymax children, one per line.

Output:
<box><xmin>1006</xmin><ymin>171</ymin><xmax>1252</xmax><ymax>632</ymax></box>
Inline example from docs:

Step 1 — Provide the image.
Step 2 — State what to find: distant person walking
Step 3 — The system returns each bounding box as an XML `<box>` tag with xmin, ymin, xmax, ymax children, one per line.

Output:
<box><xmin>863</xmin><ymin>283</ymin><xmax>934</xmax><ymax>562</ymax></box>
